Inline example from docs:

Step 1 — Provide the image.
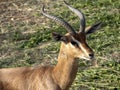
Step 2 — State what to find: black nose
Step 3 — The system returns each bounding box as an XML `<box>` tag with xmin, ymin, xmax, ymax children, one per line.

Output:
<box><xmin>89</xmin><ymin>54</ymin><xmax>94</xmax><ymax>59</ymax></box>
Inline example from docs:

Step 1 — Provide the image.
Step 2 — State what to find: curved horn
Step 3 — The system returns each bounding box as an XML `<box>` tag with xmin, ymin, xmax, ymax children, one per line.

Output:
<box><xmin>64</xmin><ymin>1</ymin><xmax>86</xmax><ymax>32</ymax></box>
<box><xmin>41</xmin><ymin>5</ymin><xmax>76</xmax><ymax>35</ymax></box>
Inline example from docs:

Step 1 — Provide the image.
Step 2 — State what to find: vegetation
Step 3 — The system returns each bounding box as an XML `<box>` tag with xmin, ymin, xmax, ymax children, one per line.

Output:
<box><xmin>0</xmin><ymin>0</ymin><xmax>119</xmax><ymax>89</ymax></box>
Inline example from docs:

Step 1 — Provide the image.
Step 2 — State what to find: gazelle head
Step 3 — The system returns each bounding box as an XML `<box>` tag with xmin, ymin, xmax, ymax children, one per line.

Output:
<box><xmin>41</xmin><ymin>1</ymin><xmax>102</xmax><ymax>60</ymax></box>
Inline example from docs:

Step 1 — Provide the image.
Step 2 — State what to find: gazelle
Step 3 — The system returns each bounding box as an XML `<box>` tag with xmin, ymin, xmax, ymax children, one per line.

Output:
<box><xmin>0</xmin><ymin>1</ymin><xmax>102</xmax><ymax>90</ymax></box>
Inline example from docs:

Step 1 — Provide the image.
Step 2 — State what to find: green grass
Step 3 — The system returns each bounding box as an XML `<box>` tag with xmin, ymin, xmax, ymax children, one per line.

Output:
<box><xmin>0</xmin><ymin>0</ymin><xmax>120</xmax><ymax>89</ymax></box>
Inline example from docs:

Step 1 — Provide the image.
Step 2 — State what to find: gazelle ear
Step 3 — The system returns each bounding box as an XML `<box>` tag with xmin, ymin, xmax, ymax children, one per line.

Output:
<box><xmin>85</xmin><ymin>22</ymin><xmax>102</xmax><ymax>35</ymax></box>
<box><xmin>52</xmin><ymin>32</ymin><xmax>68</xmax><ymax>43</ymax></box>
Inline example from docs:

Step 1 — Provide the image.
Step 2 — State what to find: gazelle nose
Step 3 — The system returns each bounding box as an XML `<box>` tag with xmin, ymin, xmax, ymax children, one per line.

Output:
<box><xmin>89</xmin><ymin>54</ymin><xmax>94</xmax><ymax>59</ymax></box>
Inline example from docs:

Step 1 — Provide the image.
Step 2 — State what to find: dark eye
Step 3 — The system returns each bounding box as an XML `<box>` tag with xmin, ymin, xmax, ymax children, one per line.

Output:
<box><xmin>71</xmin><ymin>41</ymin><xmax>79</xmax><ymax>47</ymax></box>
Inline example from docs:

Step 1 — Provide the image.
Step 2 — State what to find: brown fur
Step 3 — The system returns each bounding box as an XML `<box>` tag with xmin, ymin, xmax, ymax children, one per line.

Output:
<box><xmin>0</xmin><ymin>66</ymin><xmax>61</xmax><ymax>90</ymax></box>
<box><xmin>0</xmin><ymin>22</ymin><xmax>101</xmax><ymax>90</ymax></box>
<box><xmin>0</xmin><ymin>33</ymin><xmax>92</xmax><ymax>90</ymax></box>
<box><xmin>0</xmin><ymin>32</ymin><xmax>93</xmax><ymax>90</ymax></box>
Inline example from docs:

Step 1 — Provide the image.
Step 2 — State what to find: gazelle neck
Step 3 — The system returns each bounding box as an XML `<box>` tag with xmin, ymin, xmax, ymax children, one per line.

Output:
<box><xmin>53</xmin><ymin>43</ymin><xmax>79</xmax><ymax>90</ymax></box>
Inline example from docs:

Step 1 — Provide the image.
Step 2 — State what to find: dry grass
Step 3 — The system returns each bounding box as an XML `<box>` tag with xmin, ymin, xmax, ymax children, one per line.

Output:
<box><xmin>0</xmin><ymin>0</ymin><xmax>120</xmax><ymax>89</ymax></box>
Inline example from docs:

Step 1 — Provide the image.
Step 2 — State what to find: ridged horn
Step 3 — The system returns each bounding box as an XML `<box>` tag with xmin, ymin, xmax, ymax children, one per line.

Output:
<box><xmin>41</xmin><ymin>5</ymin><xmax>76</xmax><ymax>35</ymax></box>
<box><xmin>64</xmin><ymin>1</ymin><xmax>86</xmax><ymax>32</ymax></box>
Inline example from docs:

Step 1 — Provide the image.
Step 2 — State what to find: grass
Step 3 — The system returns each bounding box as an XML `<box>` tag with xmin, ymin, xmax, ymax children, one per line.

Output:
<box><xmin>0</xmin><ymin>0</ymin><xmax>120</xmax><ymax>89</ymax></box>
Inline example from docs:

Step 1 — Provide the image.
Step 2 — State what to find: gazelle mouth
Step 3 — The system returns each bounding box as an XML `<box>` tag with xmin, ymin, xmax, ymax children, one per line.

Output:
<box><xmin>81</xmin><ymin>56</ymin><xmax>94</xmax><ymax>61</ymax></box>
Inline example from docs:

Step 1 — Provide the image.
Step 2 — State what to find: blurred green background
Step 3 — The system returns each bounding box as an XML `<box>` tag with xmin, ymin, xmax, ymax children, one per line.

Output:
<box><xmin>0</xmin><ymin>0</ymin><xmax>120</xmax><ymax>89</ymax></box>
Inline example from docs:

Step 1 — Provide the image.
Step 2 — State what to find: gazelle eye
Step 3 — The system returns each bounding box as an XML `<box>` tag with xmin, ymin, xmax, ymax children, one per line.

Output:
<box><xmin>71</xmin><ymin>41</ymin><xmax>79</xmax><ymax>47</ymax></box>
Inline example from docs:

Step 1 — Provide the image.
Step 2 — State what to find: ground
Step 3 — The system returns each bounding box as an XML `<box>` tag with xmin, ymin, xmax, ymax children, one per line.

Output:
<box><xmin>0</xmin><ymin>0</ymin><xmax>120</xmax><ymax>89</ymax></box>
